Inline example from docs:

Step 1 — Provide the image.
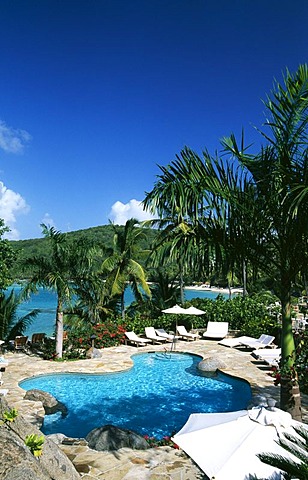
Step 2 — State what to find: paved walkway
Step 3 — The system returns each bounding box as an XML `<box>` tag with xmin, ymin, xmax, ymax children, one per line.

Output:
<box><xmin>1</xmin><ymin>339</ymin><xmax>307</xmax><ymax>479</ymax></box>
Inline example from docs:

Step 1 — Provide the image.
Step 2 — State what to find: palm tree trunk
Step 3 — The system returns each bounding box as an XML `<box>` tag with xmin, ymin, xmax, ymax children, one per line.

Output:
<box><xmin>242</xmin><ymin>258</ymin><xmax>247</xmax><ymax>296</ymax></box>
<box><xmin>121</xmin><ymin>292</ymin><xmax>125</xmax><ymax>321</ymax></box>
<box><xmin>279</xmin><ymin>279</ymin><xmax>302</xmax><ymax>421</ymax></box>
<box><xmin>179</xmin><ymin>264</ymin><xmax>184</xmax><ymax>305</ymax></box>
<box><xmin>55</xmin><ymin>300</ymin><xmax>64</xmax><ymax>359</ymax></box>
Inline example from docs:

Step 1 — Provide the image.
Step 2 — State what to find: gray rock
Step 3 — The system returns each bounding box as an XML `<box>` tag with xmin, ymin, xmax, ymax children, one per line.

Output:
<box><xmin>24</xmin><ymin>389</ymin><xmax>68</xmax><ymax>416</ymax></box>
<box><xmin>198</xmin><ymin>357</ymin><xmax>227</xmax><ymax>372</ymax></box>
<box><xmin>0</xmin><ymin>396</ymin><xmax>80</xmax><ymax>480</ymax></box>
<box><xmin>86</xmin><ymin>424</ymin><xmax>149</xmax><ymax>451</ymax></box>
<box><xmin>86</xmin><ymin>347</ymin><xmax>102</xmax><ymax>359</ymax></box>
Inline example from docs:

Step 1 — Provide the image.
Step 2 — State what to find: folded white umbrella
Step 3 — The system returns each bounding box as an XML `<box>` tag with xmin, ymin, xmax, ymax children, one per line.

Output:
<box><xmin>172</xmin><ymin>407</ymin><xmax>305</xmax><ymax>480</ymax></box>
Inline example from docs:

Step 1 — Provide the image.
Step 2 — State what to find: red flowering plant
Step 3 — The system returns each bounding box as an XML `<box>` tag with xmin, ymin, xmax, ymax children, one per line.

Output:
<box><xmin>92</xmin><ymin>321</ymin><xmax>126</xmax><ymax>348</ymax></box>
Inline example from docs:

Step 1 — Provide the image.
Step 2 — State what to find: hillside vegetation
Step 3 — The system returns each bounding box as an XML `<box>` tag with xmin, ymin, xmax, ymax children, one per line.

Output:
<box><xmin>10</xmin><ymin>224</ymin><xmax>157</xmax><ymax>279</ymax></box>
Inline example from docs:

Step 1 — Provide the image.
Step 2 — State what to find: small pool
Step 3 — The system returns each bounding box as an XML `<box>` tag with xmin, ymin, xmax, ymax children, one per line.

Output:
<box><xmin>20</xmin><ymin>352</ymin><xmax>251</xmax><ymax>438</ymax></box>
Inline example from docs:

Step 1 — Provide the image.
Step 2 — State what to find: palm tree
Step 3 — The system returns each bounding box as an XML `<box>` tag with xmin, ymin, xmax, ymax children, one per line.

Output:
<box><xmin>0</xmin><ymin>289</ymin><xmax>38</xmax><ymax>341</ymax></box>
<box><xmin>143</xmin><ymin>65</ymin><xmax>308</xmax><ymax>418</ymax></box>
<box><xmin>23</xmin><ymin>224</ymin><xmax>76</xmax><ymax>358</ymax></box>
<box><xmin>102</xmin><ymin>219</ymin><xmax>151</xmax><ymax>319</ymax></box>
<box><xmin>222</xmin><ymin>65</ymin><xmax>308</xmax><ymax>418</ymax></box>
<box><xmin>255</xmin><ymin>424</ymin><xmax>308</xmax><ymax>480</ymax></box>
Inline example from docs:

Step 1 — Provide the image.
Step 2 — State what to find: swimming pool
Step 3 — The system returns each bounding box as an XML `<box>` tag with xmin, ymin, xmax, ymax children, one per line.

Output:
<box><xmin>20</xmin><ymin>352</ymin><xmax>251</xmax><ymax>438</ymax></box>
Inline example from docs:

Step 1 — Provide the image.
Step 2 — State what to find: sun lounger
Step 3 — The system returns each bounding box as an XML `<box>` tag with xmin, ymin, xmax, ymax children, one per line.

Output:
<box><xmin>14</xmin><ymin>336</ymin><xmax>28</xmax><ymax>352</ymax></box>
<box><xmin>155</xmin><ymin>329</ymin><xmax>180</xmax><ymax>341</ymax></box>
<box><xmin>125</xmin><ymin>331</ymin><xmax>152</xmax><ymax>347</ymax></box>
<box><xmin>176</xmin><ymin>325</ymin><xmax>200</xmax><ymax>341</ymax></box>
<box><xmin>251</xmin><ymin>348</ymin><xmax>281</xmax><ymax>367</ymax></box>
<box><xmin>218</xmin><ymin>335</ymin><xmax>262</xmax><ymax>348</ymax></box>
<box><xmin>203</xmin><ymin>321</ymin><xmax>229</xmax><ymax>339</ymax></box>
<box><xmin>239</xmin><ymin>334</ymin><xmax>275</xmax><ymax>350</ymax></box>
<box><xmin>145</xmin><ymin>327</ymin><xmax>168</xmax><ymax>344</ymax></box>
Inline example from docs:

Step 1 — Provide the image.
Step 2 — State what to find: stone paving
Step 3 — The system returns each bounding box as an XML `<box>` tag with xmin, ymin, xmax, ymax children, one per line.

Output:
<box><xmin>1</xmin><ymin>339</ymin><xmax>307</xmax><ymax>479</ymax></box>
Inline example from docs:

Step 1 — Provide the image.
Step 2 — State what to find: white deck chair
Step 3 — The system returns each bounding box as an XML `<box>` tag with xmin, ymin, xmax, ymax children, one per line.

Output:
<box><xmin>219</xmin><ymin>334</ymin><xmax>269</xmax><ymax>348</ymax></box>
<box><xmin>155</xmin><ymin>329</ymin><xmax>180</xmax><ymax>341</ymax></box>
<box><xmin>251</xmin><ymin>348</ymin><xmax>281</xmax><ymax>367</ymax></box>
<box><xmin>203</xmin><ymin>321</ymin><xmax>229</xmax><ymax>339</ymax></box>
<box><xmin>145</xmin><ymin>327</ymin><xmax>168</xmax><ymax>344</ymax></box>
<box><xmin>176</xmin><ymin>325</ymin><xmax>200</xmax><ymax>341</ymax></box>
<box><xmin>240</xmin><ymin>334</ymin><xmax>275</xmax><ymax>350</ymax></box>
<box><xmin>124</xmin><ymin>332</ymin><xmax>152</xmax><ymax>347</ymax></box>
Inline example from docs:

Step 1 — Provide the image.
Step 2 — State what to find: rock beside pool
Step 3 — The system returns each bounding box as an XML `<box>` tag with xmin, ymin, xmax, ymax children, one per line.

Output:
<box><xmin>0</xmin><ymin>396</ymin><xmax>80</xmax><ymax>480</ymax></box>
<box><xmin>86</xmin><ymin>347</ymin><xmax>103</xmax><ymax>359</ymax></box>
<box><xmin>198</xmin><ymin>357</ymin><xmax>227</xmax><ymax>372</ymax></box>
<box><xmin>86</xmin><ymin>424</ymin><xmax>149</xmax><ymax>451</ymax></box>
<box><xmin>24</xmin><ymin>389</ymin><xmax>68</xmax><ymax>417</ymax></box>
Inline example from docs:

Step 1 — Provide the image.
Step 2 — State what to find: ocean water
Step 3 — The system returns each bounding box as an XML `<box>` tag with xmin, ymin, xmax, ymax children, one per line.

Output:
<box><xmin>20</xmin><ymin>352</ymin><xmax>251</xmax><ymax>438</ymax></box>
<box><xmin>8</xmin><ymin>284</ymin><xmax>227</xmax><ymax>337</ymax></box>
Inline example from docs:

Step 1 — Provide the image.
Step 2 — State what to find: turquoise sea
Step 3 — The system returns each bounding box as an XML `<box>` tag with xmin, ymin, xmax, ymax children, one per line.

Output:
<box><xmin>9</xmin><ymin>284</ymin><xmax>227</xmax><ymax>337</ymax></box>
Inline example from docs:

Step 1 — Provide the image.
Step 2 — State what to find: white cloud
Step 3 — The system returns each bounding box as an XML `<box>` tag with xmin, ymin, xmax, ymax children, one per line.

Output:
<box><xmin>109</xmin><ymin>199</ymin><xmax>155</xmax><ymax>225</ymax></box>
<box><xmin>41</xmin><ymin>213</ymin><xmax>56</xmax><ymax>230</ymax></box>
<box><xmin>0</xmin><ymin>120</ymin><xmax>31</xmax><ymax>154</ymax></box>
<box><xmin>0</xmin><ymin>181</ymin><xmax>29</xmax><ymax>240</ymax></box>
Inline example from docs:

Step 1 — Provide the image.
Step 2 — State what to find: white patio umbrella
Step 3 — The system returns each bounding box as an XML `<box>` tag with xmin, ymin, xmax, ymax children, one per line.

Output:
<box><xmin>161</xmin><ymin>304</ymin><xmax>187</xmax><ymax>314</ymax></box>
<box><xmin>184</xmin><ymin>306</ymin><xmax>205</xmax><ymax>315</ymax></box>
<box><xmin>172</xmin><ymin>407</ymin><xmax>306</xmax><ymax>480</ymax></box>
<box><xmin>161</xmin><ymin>305</ymin><xmax>187</xmax><ymax>348</ymax></box>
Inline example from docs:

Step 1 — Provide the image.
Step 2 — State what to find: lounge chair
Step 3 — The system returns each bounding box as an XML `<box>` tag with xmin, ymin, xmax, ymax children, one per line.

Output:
<box><xmin>219</xmin><ymin>334</ymin><xmax>269</xmax><ymax>348</ymax></box>
<box><xmin>30</xmin><ymin>333</ymin><xmax>45</xmax><ymax>345</ymax></box>
<box><xmin>203</xmin><ymin>321</ymin><xmax>229</xmax><ymax>339</ymax></box>
<box><xmin>251</xmin><ymin>347</ymin><xmax>281</xmax><ymax>367</ymax></box>
<box><xmin>239</xmin><ymin>334</ymin><xmax>275</xmax><ymax>350</ymax></box>
<box><xmin>155</xmin><ymin>329</ymin><xmax>180</xmax><ymax>341</ymax></box>
<box><xmin>14</xmin><ymin>336</ymin><xmax>28</xmax><ymax>352</ymax></box>
<box><xmin>145</xmin><ymin>327</ymin><xmax>168</xmax><ymax>344</ymax></box>
<box><xmin>125</xmin><ymin>331</ymin><xmax>152</xmax><ymax>347</ymax></box>
<box><xmin>176</xmin><ymin>325</ymin><xmax>200</xmax><ymax>341</ymax></box>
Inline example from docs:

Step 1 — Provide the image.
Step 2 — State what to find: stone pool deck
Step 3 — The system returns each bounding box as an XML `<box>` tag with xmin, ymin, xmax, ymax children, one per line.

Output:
<box><xmin>1</xmin><ymin>339</ymin><xmax>308</xmax><ymax>479</ymax></box>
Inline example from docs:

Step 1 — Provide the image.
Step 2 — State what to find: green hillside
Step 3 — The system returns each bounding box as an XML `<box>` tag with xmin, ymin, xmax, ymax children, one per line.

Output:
<box><xmin>10</xmin><ymin>224</ymin><xmax>157</xmax><ymax>279</ymax></box>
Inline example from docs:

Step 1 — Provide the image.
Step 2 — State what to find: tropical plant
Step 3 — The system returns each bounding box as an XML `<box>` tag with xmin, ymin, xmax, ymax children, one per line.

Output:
<box><xmin>25</xmin><ymin>433</ymin><xmax>45</xmax><ymax>457</ymax></box>
<box><xmin>143</xmin><ymin>64</ymin><xmax>308</xmax><ymax>418</ymax></box>
<box><xmin>102</xmin><ymin>219</ymin><xmax>151</xmax><ymax>319</ymax></box>
<box><xmin>0</xmin><ymin>219</ymin><xmax>17</xmax><ymax>290</ymax></box>
<box><xmin>255</xmin><ymin>424</ymin><xmax>308</xmax><ymax>480</ymax></box>
<box><xmin>1</xmin><ymin>407</ymin><xmax>18</xmax><ymax>424</ymax></box>
<box><xmin>22</xmin><ymin>225</ymin><xmax>79</xmax><ymax>358</ymax></box>
<box><xmin>0</xmin><ymin>289</ymin><xmax>38</xmax><ymax>341</ymax></box>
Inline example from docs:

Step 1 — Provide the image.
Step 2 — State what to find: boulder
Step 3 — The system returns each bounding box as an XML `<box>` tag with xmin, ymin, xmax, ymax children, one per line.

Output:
<box><xmin>198</xmin><ymin>357</ymin><xmax>227</xmax><ymax>372</ymax></box>
<box><xmin>0</xmin><ymin>396</ymin><xmax>80</xmax><ymax>480</ymax></box>
<box><xmin>85</xmin><ymin>347</ymin><xmax>102</xmax><ymax>359</ymax></box>
<box><xmin>86</xmin><ymin>424</ymin><xmax>149</xmax><ymax>451</ymax></box>
<box><xmin>24</xmin><ymin>389</ymin><xmax>68</xmax><ymax>416</ymax></box>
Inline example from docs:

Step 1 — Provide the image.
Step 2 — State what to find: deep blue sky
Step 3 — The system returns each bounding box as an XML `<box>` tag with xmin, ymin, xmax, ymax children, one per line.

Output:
<box><xmin>0</xmin><ymin>0</ymin><xmax>306</xmax><ymax>239</ymax></box>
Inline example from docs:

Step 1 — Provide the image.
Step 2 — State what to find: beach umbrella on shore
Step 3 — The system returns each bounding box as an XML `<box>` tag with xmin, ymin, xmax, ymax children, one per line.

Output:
<box><xmin>172</xmin><ymin>407</ymin><xmax>307</xmax><ymax>480</ymax></box>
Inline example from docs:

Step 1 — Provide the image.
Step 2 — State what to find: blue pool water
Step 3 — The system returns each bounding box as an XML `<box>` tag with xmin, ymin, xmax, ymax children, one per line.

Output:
<box><xmin>20</xmin><ymin>352</ymin><xmax>251</xmax><ymax>438</ymax></box>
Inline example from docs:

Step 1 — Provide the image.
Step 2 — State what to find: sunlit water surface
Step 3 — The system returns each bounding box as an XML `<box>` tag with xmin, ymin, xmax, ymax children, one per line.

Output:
<box><xmin>20</xmin><ymin>352</ymin><xmax>251</xmax><ymax>438</ymax></box>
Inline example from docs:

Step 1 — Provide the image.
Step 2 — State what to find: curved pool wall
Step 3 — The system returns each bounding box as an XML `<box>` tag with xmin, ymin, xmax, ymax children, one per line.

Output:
<box><xmin>20</xmin><ymin>352</ymin><xmax>252</xmax><ymax>438</ymax></box>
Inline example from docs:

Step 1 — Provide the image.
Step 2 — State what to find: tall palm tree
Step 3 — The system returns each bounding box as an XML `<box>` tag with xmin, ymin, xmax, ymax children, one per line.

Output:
<box><xmin>102</xmin><ymin>219</ymin><xmax>151</xmax><ymax>319</ymax></box>
<box><xmin>23</xmin><ymin>224</ymin><xmax>76</xmax><ymax>358</ymax></box>
<box><xmin>222</xmin><ymin>65</ymin><xmax>308</xmax><ymax>418</ymax></box>
<box><xmin>143</xmin><ymin>65</ymin><xmax>308</xmax><ymax>418</ymax></box>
